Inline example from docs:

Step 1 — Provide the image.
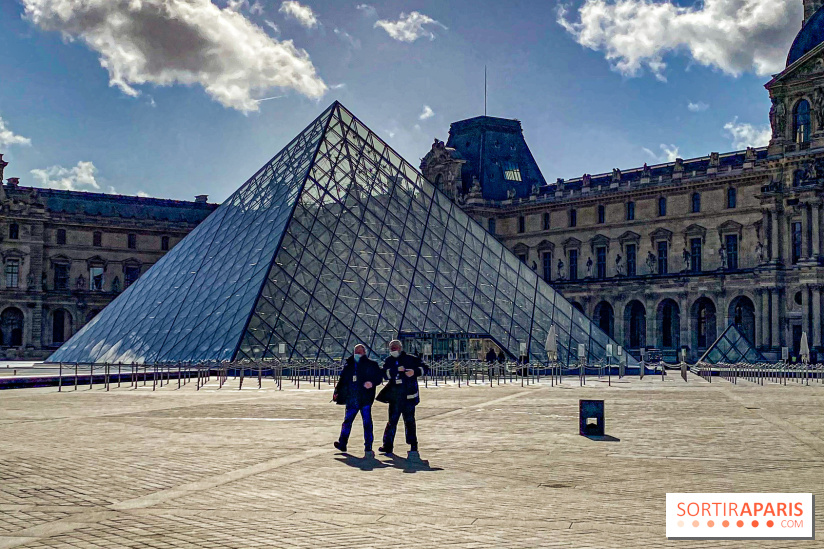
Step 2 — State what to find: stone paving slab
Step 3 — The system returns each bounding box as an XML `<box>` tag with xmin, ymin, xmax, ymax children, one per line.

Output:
<box><xmin>0</xmin><ymin>374</ymin><xmax>822</xmax><ymax>548</ymax></box>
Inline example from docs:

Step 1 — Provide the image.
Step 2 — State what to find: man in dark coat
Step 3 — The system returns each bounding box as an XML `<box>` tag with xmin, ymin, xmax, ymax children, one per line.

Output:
<box><xmin>333</xmin><ymin>344</ymin><xmax>383</xmax><ymax>458</ymax></box>
<box><xmin>376</xmin><ymin>339</ymin><xmax>429</xmax><ymax>460</ymax></box>
<box><xmin>485</xmin><ymin>347</ymin><xmax>497</xmax><ymax>363</ymax></box>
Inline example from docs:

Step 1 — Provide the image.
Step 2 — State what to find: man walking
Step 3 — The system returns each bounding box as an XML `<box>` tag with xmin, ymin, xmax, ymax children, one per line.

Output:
<box><xmin>333</xmin><ymin>344</ymin><xmax>383</xmax><ymax>458</ymax></box>
<box><xmin>376</xmin><ymin>339</ymin><xmax>428</xmax><ymax>460</ymax></box>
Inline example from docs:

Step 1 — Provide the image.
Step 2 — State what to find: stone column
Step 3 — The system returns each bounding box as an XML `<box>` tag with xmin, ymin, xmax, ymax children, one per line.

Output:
<box><xmin>771</xmin><ymin>290</ymin><xmax>780</xmax><ymax>349</ymax></box>
<box><xmin>803</xmin><ymin>287</ymin><xmax>812</xmax><ymax>342</ymax></box>
<box><xmin>812</xmin><ymin>286</ymin><xmax>822</xmax><ymax>349</ymax></box>
<box><xmin>770</xmin><ymin>209</ymin><xmax>780</xmax><ymax>262</ymax></box>
<box><xmin>783</xmin><ymin>217</ymin><xmax>792</xmax><ymax>266</ymax></box>
<box><xmin>760</xmin><ymin>289</ymin><xmax>770</xmax><ymax>349</ymax></box>
<box><xmin>813</xmin><ymin>204</ymin><xmax>821</xmax><ymax>262</ymax></box>
<box><xmin>802</xmin><ymin>205</ymin><xmax>811</xmax><ymax>260</ymax></box>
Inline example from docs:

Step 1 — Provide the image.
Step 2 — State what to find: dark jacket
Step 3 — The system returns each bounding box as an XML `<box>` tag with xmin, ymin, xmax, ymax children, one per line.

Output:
<box><xmin>485</xmin><ymin>348</ymin><xmax>497</xmax><ymax>363</ymax></box>
<box><xmin>334</xmin><ymin>355</ymin><xmax>383</xmax><ymax>407</ymax></box>
<box><xmin>376</xmin><ymin>352</ymin><xmax>429</xmax><ymax>406</ymax></box>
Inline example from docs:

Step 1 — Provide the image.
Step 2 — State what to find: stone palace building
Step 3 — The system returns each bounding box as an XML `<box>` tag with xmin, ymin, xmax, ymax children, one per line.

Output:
<box><xmin>422</xmin><ymin>0</ymin><xmax>824</xmax><ymax>363</ymax></box>
<box><xmin>0</xmin><ymin>155</ymin><xmax>216</xmax><ymax>359</ymax></box>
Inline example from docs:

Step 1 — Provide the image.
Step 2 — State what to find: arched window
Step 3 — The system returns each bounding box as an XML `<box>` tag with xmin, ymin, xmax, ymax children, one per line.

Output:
<box><xmin>624</xmin><ymin>300</ymin><xmax>646</xmax><ymax>350</ymax></box>
<box><xmin>794</xmin><ymin>100</ymin><xmax>811</xmax><ymax>144</ymax></box>
<box><xmin>594</xmin><ymin>301</ymin><xmax>614</xmax><ymax>339</ymax></box>
<box><xmin>691</xmin><ymin>193</ymin><xmax>701</xmax><ymax>213</ymax></box>
<box><xmin>0</xmin><ymin>307</ymin><xmax>24</xmax><ymax>347</ymax></box>
<box><xmin>52</xmin><ymin>309</ymin><xmax>71</xmax><ymax>345</ymax></box>
<box><xmin>693</xmin><ymin>298</ymin><xmax>717</xmax><ymax>350</ymax></box>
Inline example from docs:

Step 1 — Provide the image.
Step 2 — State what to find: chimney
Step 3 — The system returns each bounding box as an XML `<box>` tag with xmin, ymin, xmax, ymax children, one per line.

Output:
<box><xmin>0</xmin><ymin>154</ymin><xmax>7</xmax><ymax>182</ymax></box>
<box><xmin>805</xmin><ymin>0</ymin><xmax>823</xmax><ymax>25</ymax></box>
<box><xmin>195</xmin><ymin>194</ymin><xmax>208</xmax><ymax>204</ymax></box>
<box><xmin>7</xmin><ymin>177</ymin><xmax>20</xmax><ymax>188</ymax></box>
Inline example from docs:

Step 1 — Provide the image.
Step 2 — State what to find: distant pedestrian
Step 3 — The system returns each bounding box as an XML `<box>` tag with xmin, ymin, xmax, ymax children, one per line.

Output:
<box><xmin>497</xmin><ymin>349</ymin><xmax>506</xmax><ymax>364</ymax></box>
<box><xmin>376</xmin><ymin>339</ymin><xmax>428</xmax><ymax>460</ymax></box>
<box><xmin>333</xmin><ymin>344</ymin><xmax>383</xmax><ymax>458</ymax></box>
<box><xmin>485</xmin><ymin>347</ymin><xmax>497</xmax><ymax>363</ymax></box>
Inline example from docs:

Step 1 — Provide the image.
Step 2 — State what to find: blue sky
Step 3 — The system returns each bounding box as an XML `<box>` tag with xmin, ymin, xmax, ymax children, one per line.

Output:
<box><xmin>0</xmin><ymin>0</ymin><xmax>804</xmax><ymax>202</ymax></box>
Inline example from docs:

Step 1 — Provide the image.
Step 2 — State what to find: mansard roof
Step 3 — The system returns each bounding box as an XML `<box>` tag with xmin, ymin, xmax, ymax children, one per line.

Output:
<box><xmin>446</xmin><ymin>115</ymin><xmax>547</xmax><ymax>201</ymax></box>
<box><xmin>5</xmin><ymin>185</ymin><xmax>218</xmax><ymax>223</ymax></box>
<box><xmin>788</xmin><ymin>4</ymin><xmax>824</xmax><ymax>67</ymax></box>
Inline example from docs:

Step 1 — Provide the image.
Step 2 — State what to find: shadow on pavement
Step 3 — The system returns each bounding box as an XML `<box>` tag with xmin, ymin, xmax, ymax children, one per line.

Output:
<box><xmin>333</xmin><ymin>452</ymin><xmax>443</xmax><ymax>473</ymax></box>
<box><xmin>583</xmin><ymin>434</ymin><xmax>621</xmax><ymax>442</ymax></box>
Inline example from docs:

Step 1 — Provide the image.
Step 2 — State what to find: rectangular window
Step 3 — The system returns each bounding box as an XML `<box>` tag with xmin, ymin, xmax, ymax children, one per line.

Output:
<box><xmin>89</xmin><ymin>266</ymin><xmax>104</xmax><ymax>291</ymax></box>
<box><xmin>127</xmin><ymin>233</ymin><xmax>137</xmax><ymax>249</ymax></box>
<box><xmin>692</xmin><ymin>193</ymin><xmax>701</xmax><ymax>213</ymax></box>
<box><xmin>727</xmin><ymin>187</ymin><xmax>737</xmax><ymax>209</ymax></box>
<box><xmin>626</xmin><ymin>244</ymin><xmax>637</xmax><ymax>276</ymax></box>
<box><xmin>517</xmin><ymin>253</ymin><xmax>527</xmax><ymax>264</ymax></box>
<box><xmin>517</xmin><ymin>216</ymin><xmax>525</xmax><ymax>233</ymax></box>
<box><xmin>161</xmin><ymin>236</ymin><xmax>170</xmax><ymax>251</ymax></box>
<box><xmin>54</xmin><ymin>264</ymin><xmax>69</xmax><ymax>290</ymax></box>
<box><xmin>658</xmin><ymin>197</ymin><xmax>667</xmax><ymax>217</ymax></box>
<box><xmin>596</xmin><ymin>246</ymin><xmax>606</xmax><ymax>279</ymax></box>
<box><xmin>542</xmin><ymin>212</ymin><xmax>550</xmax><ymax>231</ymax></box>
<box><xmin>542</xmin><ymin>252</ymin><xmax>552</xmax><ymax>282</ymax></box>
<box><xmin>5</xmin><ymin>259</ymin><xmax>19</xmax><ymax>289</ymax></box>
<box><xmin>626</xmin><ymin>202</ymin><xmax>635</xmax><ymax>221</ymax></box>
<box><xmin>93</xmin><ymin>232</ymin><xmax>102</xmax><ymax>247</ymax></box>
<box><xmin>792</xmin><ymin>222</ymin><xmax>802</xmax><ymax>264</ymax></box>
<box><xmin>725</xmin><ymin>234</ymin><xmax>738</xmax><ymax>270</ymax></box>
<box><xmin>690</xmin><ymin>238</ymin><xmax>702</xmax><ymax>272</ymax></box>
<box><xmin>125</xmin><ymin>265</ymin><xmax>140</xmax><ymax>287</ymax></box>
<box><xmin>488</xmin><ymin>218</ymin><xmax>496</xmax><ymax>234</ymax></box>
<box><xmin>56</xmin><ymin>229</ymin><xmax>66</xmax><ymax>245</ymax></box>
<box><xmin>597</xmin><ymin>205</ymin><xmax>605</xmax><ymax>224</ymax></box>
<box><xmin>9</xmin><ymin>224</ymin><xmax>19</xmax><ymax>240</ymax></box>
<box><xmin>569</xmin><ymin>209</ymin><xmax>577</xmax><ymax>227</ymax></box>
<box><xmin>657</xmin><ymin>241</ymin><xmax>668</xmax><ymax>275</ymax></box>
<box><xmin>502</xmin><ymin>161</ymin><xmax>522</xmax><ymax>181</ymax></box>
<box><xmin>569</xmin><ymin>249</ymin><xmax>578</xmax><ymax>281</ymax></box>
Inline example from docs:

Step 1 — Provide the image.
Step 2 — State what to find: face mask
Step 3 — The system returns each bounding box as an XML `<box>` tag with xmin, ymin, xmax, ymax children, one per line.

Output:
<box><xmin>354</xmin><ymin>353</ymin><xmax>363</xmax><ymax>361</ymax></box>
<box><xmin>390</xmin><ymin>350</ymin><xmax>400</xmax><ymax>358</ymax></box>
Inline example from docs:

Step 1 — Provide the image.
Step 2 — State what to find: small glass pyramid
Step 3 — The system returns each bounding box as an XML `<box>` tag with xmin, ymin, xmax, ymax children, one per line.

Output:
<box><xmin>48</xmin><ymin>102</ymin><xmax>636</xmax><ymax>367</ymax></box>
<box><xmin>698</xmin><ymin>324</ymin><xmax>767</xmax><ymax>364</ymax></box>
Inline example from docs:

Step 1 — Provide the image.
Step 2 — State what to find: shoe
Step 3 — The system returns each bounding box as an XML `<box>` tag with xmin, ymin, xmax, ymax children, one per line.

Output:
<box><xmin>407</xmin><ymin>450</ymin><xmax>421</xmax><ymax>461</ymax></box>
<box><xmin>333</xmin><ymin>441</ymin><xmax>347</xmax><ymax>452</ymax></box>
<box><xmin>378</xmin><ymin>446</ymin><xmax>393</xmax><ymax>454</ymax></box>
<box><xmin>364</xmin><ymin>450</ymin><xmax>375</xmax><ymax>459</ymax></box>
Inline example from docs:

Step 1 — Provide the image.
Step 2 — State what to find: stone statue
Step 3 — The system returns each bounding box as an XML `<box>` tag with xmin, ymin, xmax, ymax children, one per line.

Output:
<box><xmin>756</xmin><ymin>240</ymin><xmax>765</xmax><ymax>264</ymax></box>
<box><xmin>530</xmin><ymin>183</ymin><xmax>539</xmax><ymax>196</ymax></box>
<box><xmin>531</xmin><ymin>260</ymin><xmax>537</xmax><ymax>271</ymax></box>
<box><xmin>582</xmin><ymin>173</ymin><xmax>592</xmax><ymax>187</ymax></box>
<box><xmin>646</xmin><ymin>251</ymin><xmax>656</xmax><ymax>275</ymax></box>
<box><xmin>41</xmin><ymin>272</ymin><xmax>47</xmax><ymax>291</ymax></box>
<box><xmin>111</xmin><ymin>276</ymin><xmax>120</xmax><ymax>293</ymax></box>
<box><xmin>719</xmin><ymin>247</ymin><xmax>727</xmax><ymax>270</ymax></box>
<box><xmin>26</xmin><ymin>269</ymin><xmax>34</xmax><ymax>289</ymax></box>
<box><xmin>615</xmin><ymin>253</ymin><xmax>623</xmax><ymax>276</ymax></box>
<box><xmin>611</xmin><ymin>168</ymin><xmax>622</xmax><ymax>182</ymax></box>
<box><xmin>776</xmin><ymin>101</ymin><xmax>786</xmax><ymax>136</ymax></box>
<box><xmin>814</xmin><ymin>88</ymin><xmax>824</xmax><ymax>131</ymax></box>
<box><xmin>682</xmin><ymin>248</ymin><xmax>691</xmax><ymax>272</ymax></box>
<box><xmin>709</xmin><ymin>152</ymin><xmax>720</xmax><ymax>167</ymax></box>
<box><xmin>557</xmin><ymin>258</ymin><xmax>564</xmax><ymax>280</ymax></box>
<box><xmin>586</xmin><ymin>257</ymin><xmax>593</xmax><ymax>278</ymax></box>
<box><xmin>469</xmin><ymin>175</ymin><xmax>481</xmax><ymax>195</ymax></box>
<box><xmin>75</xmin><ymin>274</ymin><xmax>85</xmax><ymax>290</ymax></box>
<box><xmin>506</xmin><ymin>188</ymin><xmax>516</xmax><ymax>200</ymax></box>
<box><xmin>641</xmin><ymin>163</ymin><xmax>651</xmax><ymax>178</ymax></box>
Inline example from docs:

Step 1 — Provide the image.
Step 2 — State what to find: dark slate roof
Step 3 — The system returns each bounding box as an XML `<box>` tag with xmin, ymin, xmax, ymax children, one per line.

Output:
<box><xmin>446</xmin><ymin>116</ymin><xmax>547</xmax><ymax>201</ymax></box>
<box><xmin>788</xmin><ymin>5</ymin><xmax>824</xmax><ymax>66</ymax></box>
<box><xmin>8</xmin><ymin>186</ymin><xmax>218</xmax><ymax>223</ymax></box>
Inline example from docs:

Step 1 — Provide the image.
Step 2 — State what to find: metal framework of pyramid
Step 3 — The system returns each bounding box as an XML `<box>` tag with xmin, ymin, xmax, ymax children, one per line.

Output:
<box><xmin>698</xmin><ymin>324</ymin><xmax>768</xmax><ymax>364</ymax></box>
<box><xmin>48</xmin><ymin>102</ymin><xmax>636</xmax><ymax>367</ymax></box>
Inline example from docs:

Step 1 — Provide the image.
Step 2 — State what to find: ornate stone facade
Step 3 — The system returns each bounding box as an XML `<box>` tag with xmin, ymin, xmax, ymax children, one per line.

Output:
<box><xmin>422</xmin><ymin>5</ymin><xmax>824</xmax><ymax>363</ymax></box>
<box><xmin>0</xmin><ymin>156</ymin><xmax>217</xmax><ymax>359</ymax></box>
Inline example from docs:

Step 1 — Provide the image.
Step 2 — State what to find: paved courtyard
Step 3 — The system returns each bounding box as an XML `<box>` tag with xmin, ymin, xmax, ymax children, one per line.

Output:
<box><xmin>0</xmin><ymin>373</ymin><xmax>823</xmax><ymax>548</ymax></box>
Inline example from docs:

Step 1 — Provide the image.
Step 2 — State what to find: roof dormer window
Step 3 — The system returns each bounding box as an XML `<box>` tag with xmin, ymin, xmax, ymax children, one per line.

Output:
<box><xmin>503</xmin><ymin>161</ymin><xmax>522</xmax><ymax>181</ymax></box>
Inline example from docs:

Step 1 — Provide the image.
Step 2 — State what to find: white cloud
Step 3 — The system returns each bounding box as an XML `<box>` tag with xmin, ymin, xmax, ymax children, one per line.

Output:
<box><xmin>687</xmin><ymin>101</ymin><xmax>709</xmax><ymax>112</ymax></box>
<box><xmin>643</xmin><ymin>143</ymin><xmax>680</xmax><ymax>163</ymax></box>
<box><xmin>30</xmin><ymin>161</ymin><xmax>102</xmax><ymax>192</ymax></box>
<box><xmin>330</xmin><ymin>83</ymin><xmax>346</xmax><ymax>90</ymax></box>
<box><xmin>264</xmin><ymin>20</ymin><xmax>280</xmax><ymax>34</ymax></box>
<box><xmin>419</xmin><ymin>105</ymin><xmax>434</xmax><ymax>120</ymax></box>
<box><xmin>375</xmin><ymin>11</ymin><xmax>446</xmax><ymax>42</ymax></box>
<box><xmin>0</xmin><ymin>116</ymin><xmax>32</xmax><ymax>148</ymax></box>
<box><xmin>136</xmin><ymin>191</ymin><xmax>151</xmax><ymax>197</ymax></box>
<box><xmin>557</xmin><ymin>0</ymin><xmax>801</xmax><ymax>81</ymax></box>
<box><xmin>279</xmin><ymin>1</ymin><xmax>318</xmax><ymax>28</ymax></box>
<box><xmin>356</xmin><ymin>4</ymin><xmax>377</xmax><ymax>18</ymax></box>
<box><xmin>334</xmin><ymin>28</ymin><xmax>360</xmax><ymax>49</ymax></box>
<box><xmin>724</xmin><ymin>118</ymin><xmax>771</xmax><ymax>149</ymax></box>
<box><xmin>249</xmin><ymin>1</ymin><xmax>264</xmax><ymax>15</ymax></box>
<box><xmin>23</xmin><ymin>0</ymin><xmax>326</xmax><ymax>113</ymax></box>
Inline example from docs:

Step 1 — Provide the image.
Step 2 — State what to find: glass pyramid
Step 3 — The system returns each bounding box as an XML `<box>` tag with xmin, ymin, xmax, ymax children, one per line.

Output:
<box><xmin>48</xmin><ymin>102</ymin><xmax>636</xmax><ymax>367</ymax></box>
<box><xmin>698</xmin><ymin>324</ymin><xmax>767</xmax><ymax>364</ymax></box>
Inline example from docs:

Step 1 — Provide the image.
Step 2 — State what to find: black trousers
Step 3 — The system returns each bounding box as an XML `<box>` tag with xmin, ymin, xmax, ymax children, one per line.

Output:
<box><xmin>382</xmin><ymin>399</ymin><xmax>417</xmax><ymax>451</ymax></box>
